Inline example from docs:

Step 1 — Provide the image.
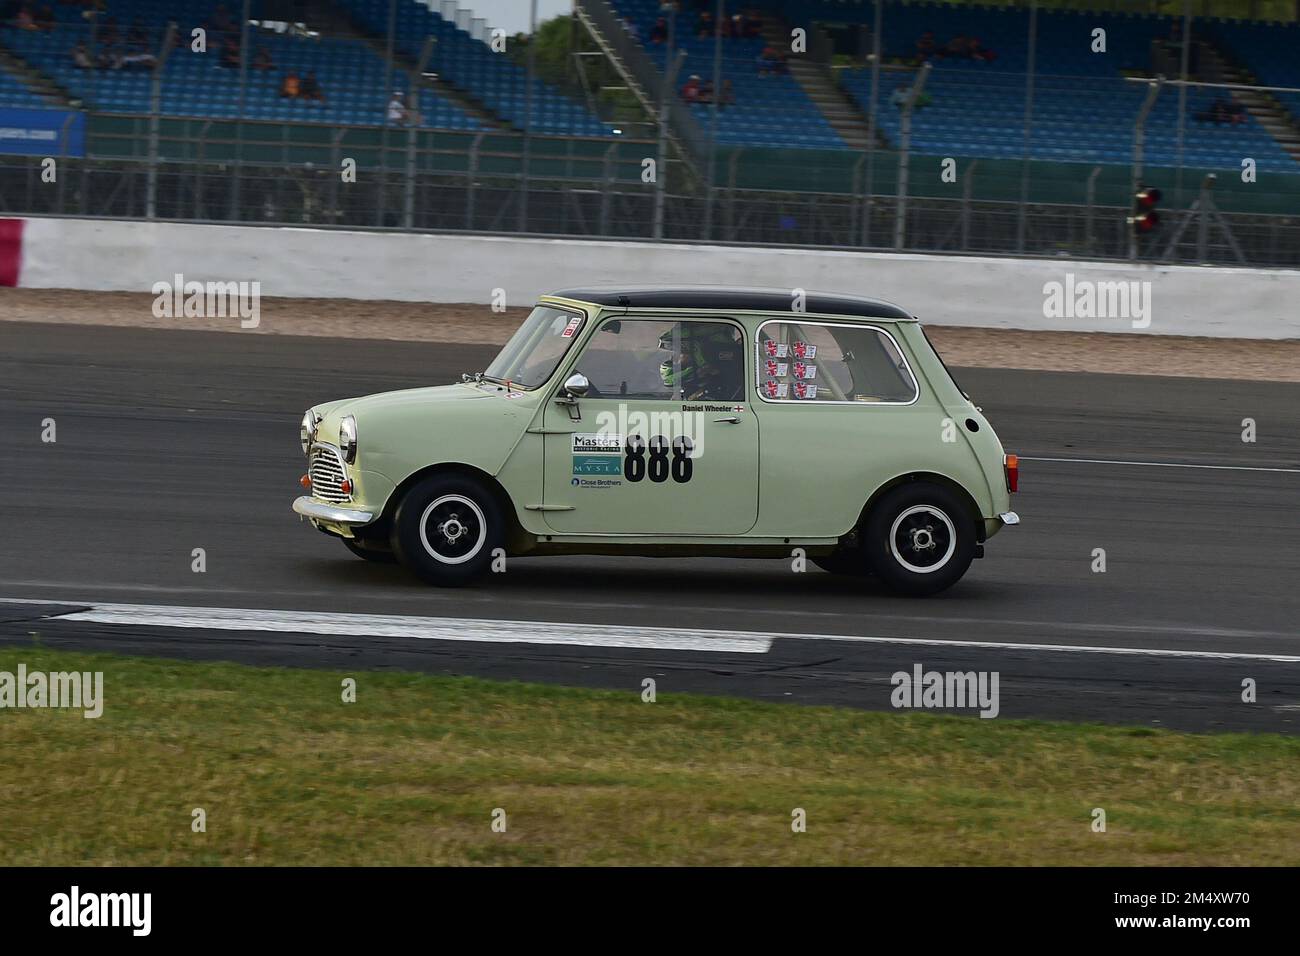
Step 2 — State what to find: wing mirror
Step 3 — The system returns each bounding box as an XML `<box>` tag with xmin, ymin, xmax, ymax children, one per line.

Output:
<box><xmin>562</xmin><ymin>373</ymin><xmax>590</xmax><ymax>399</ymax></box>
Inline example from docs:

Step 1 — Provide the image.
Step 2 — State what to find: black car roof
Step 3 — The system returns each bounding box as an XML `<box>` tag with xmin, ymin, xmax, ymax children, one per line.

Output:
<box><xmin>548</xmin><ymin>286</ymin><xmax>914</xmax><ymax>321</ymax></box>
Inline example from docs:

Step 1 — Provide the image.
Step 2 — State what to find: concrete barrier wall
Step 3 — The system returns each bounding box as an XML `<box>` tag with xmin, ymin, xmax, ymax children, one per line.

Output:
<box><xmin>13</xmin><ymin>217</ymin><xmax>1300</xmax><ymax>339</ymax></box>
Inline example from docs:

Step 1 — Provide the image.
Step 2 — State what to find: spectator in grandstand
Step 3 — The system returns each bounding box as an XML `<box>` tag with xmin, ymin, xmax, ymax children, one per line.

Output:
<box><xmin>252</xmin><ymin>46</ymin><xmax>274</xmax><ymax>72</ymax></box>
<box><xmin>695</xmin><ymin>10</ymin><xmax>713</xmax><ymax>38</ymax></box>
<box><xmin>621</xmin><ymin>16</ymin><xmax>640</xmax><ymax>42</ymax></box>
<box><xmin>968</xmin><ymin>37</ymin><xmax>997</xmax><ymax>63</ymax></box>
<box><xmin>890</xmin><ymin>83</ymin><xmax>931</xmax><ymax>110</ymax></box>
<box><xmin>1197</xmin><ymin>97</ymin><xmax>1246</xmax><ymax>126</ymax></box>
<box><xmin>941</xmin><ymin>34</ymin><xmax>971</xmax><ymax>60</ymax></box>
<box><xmin>757</xmin><ymin>47</ymin><xmax>774</xmax><ymax>75</ymax></box>
<box><xmin>757</xmin><ymin>46</ymin><xmax>787</xmax><ymax>76</ymax></box>
<box><xmin>219</xmin><ymin>36</ymin><xmax>241</xmax><ymax>69</ymax></box>
<box><xmin>14</xmin><ymin>3</ymin><xmax>38</xmax><ymax>30</ymax></box>
<box><xmin>120</xmin><ymin>44</ymin><xmax>156</xmax><ymax>70</ymax></box>
<box><xmin>679</xmin><ymin>74</ymin><xmax>701</xmax><ymax>103</ymax></box>
<box><xmin>915</xmin><ymin>31</ymin><xmax>936</xmax><ymax>61</ymax></box>
<box><xmin>33</xmin><ymin>3</ymin><xmax>53</xmax><ymax>29</ymax></box>
<box><xmin>650</xmin><ymin>17</ymin><xmax>667</xmax><ymax>44</ymax></box>
<box><xmin>279</xmin><ymin>71</ymin><xmax>300</xmax><ymax>99</ymax></box>
<box><xmin>718</xmin><ymin>78</ymin><xmax>735</xmax><ymax>108</ymax></box>
<box><xmin>211</xmin><ymin>3</ymin><xmax>236</xmax><ymax>35</ymax></box>
<box><xmin>299</xmin><ymin>71</ymin><xmax>325</xmax><ymax>104</ymax></box>
<box><xmin>97</xmin><ymin>43</ymin><xmax>127</xmax><ymax>70</ymax></box>
<box><xmin>128</xmin><ymin>18</ymin><xmax>147</xmax><ymax>46</ymax></box>
<box><xmin>697</xmin><ymin>78</ymin><xmax>713</xmax><ymax>104</ymax></box>
<box><xmin>387</xmin><ymin>91</ymin><xmax>411</xmax><ymax>125</ymax></box>
<box><xmin>99</xmin><ymin>14</ymin><xmax>118</xmax><ymax>44</ymax></box>
<box><xmin>70</xmin><ymin>42</ymin><xmax>94</xmax><ymax>70</ymax></box>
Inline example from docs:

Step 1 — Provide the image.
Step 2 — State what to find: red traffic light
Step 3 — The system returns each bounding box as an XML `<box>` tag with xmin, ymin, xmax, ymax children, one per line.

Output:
<box><xmin>1136</xmin><ymin>187</ymin><xmax>1162</xmax><ymax>209</ymax></box>
<box><xmin>1134</xmin><ymin>211</ymin><xmax>1160</xmax><ymax>232</ymax></box>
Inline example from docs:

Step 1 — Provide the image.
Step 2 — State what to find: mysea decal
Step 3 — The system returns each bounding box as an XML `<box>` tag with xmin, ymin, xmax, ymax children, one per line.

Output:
<box><xmin>50</xmin><ymin>886</ymin><xmax>151</xmax><ymax>936</ymax></box>
<box><xmin>572</xmin><ymin>432</ymin><xmax>624</xmax><ymax>477</ymax></box>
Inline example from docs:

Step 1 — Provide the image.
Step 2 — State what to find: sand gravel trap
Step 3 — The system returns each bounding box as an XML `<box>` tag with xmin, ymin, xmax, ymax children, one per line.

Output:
<box><xmin>3</xmin><ymin>288</ymin><xmax>1298</xmax><ymax>383</ymax></box>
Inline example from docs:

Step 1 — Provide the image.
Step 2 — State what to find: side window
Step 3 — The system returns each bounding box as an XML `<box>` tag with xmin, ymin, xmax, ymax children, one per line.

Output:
<box><xmin>756</xmin><ymin>321</ymin><xmax>917</xmax><ymax>403</ymax></box>
<box><xmin>575</xmin><ymin>319</ymin><xmax>745</xmax><ymax>402</ymax></box>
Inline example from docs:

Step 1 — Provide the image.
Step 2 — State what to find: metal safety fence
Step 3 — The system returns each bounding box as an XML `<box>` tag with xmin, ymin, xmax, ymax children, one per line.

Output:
<box><xmin>2</xmin><ymin>0</ymin><xmax>1299</xmax><ymax>267</ymax></box>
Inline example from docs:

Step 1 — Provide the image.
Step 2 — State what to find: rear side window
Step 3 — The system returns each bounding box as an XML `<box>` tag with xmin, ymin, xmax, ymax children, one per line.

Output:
<box><xmin>755</xmin><ymin>320</ymin><xmax>918</xmax><ymax>404</ymax></box>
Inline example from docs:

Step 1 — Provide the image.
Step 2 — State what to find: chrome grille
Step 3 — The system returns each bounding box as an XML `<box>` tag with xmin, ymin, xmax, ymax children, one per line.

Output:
<box><xmin>309</xmin><ymin>445</ymin><xmax>351</xmax><ymax>503</ymax></box>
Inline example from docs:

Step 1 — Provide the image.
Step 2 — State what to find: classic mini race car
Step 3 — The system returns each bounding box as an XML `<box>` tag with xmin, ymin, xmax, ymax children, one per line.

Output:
<box><xmin>293</xmin><ymin>287</ymin><xmax>1019</xmax><ymax>595</ymax></box>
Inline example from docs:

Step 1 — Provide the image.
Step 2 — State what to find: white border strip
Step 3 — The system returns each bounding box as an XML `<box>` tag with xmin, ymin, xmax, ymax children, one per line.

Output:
<box><xmin>1022</xmin><ymin>456</ymin><xmax>1300</xmax><ymax>475</ymax></box>
<box><xmin>50</xmin><ymin>603</ymin><xmax>772</xmax><ymax>654</ymax></box>
<box><xmin>7</xmin><ymin>599</ymin><xmax>1300</xmax><ymax>663</ymax></box>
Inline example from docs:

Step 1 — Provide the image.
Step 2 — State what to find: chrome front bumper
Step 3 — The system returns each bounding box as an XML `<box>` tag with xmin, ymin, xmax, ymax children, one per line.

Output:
<box><xmin>998</xmin><ymin>511</ymin><xmax>1021</xmax><ymax>526</ymax></box>
<box><xmin>292</xmin><ymin>496</ymin><xmax>376</xmax><ymax>525</ymax></box>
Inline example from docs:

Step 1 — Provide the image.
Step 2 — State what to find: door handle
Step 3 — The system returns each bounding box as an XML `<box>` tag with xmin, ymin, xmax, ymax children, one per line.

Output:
<box><xmin>713</xmin><ymin>417</ymin><xmax>741</xmax><ymax>424</ymax></box>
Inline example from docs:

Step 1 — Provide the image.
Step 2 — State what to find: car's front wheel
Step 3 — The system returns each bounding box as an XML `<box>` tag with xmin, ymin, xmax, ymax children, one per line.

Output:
<box><xmin>864</xmin><ymin>482</ymin><xmax>975</xmax><ymax>596</ymax></box>
<box><xmin>390</xmin><ymin>474</ymin><xmax>504</xmax><ymax>586</ymax></box>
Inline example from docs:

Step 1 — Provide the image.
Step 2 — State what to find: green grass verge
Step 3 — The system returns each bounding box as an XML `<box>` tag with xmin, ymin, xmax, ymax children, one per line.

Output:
<box><xmin>1</xmin><ymin>645</ymin><xmax>1298</xmax><ymax>865</ymax></box>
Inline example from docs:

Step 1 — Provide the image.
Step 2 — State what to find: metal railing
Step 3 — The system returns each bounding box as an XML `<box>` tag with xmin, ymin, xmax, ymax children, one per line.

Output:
<box><xmin>3</xmin><ymin>3</ymin><xmax>1300</xmax><ymax>268</ymax></box>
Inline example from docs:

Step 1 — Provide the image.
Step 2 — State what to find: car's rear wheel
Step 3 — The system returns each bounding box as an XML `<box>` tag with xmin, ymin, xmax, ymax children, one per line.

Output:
<box><xmin>864</xmin><ymin>482</ymin><xmax>975</xmax><ymax>596</ymax></box>
<box><xmin>342</xmin><ymin>537</ymin><xmax>397</xmax><ymax>564</ymax></box>
<box><xmin>389</xmin><ymin>474</ymin><xmax>503</xmax><ymax>586</ymax></box>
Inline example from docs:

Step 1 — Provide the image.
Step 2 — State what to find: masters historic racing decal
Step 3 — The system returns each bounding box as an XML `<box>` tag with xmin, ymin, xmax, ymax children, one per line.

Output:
<box><xmin>572</xmin><ymin>432</ymin><xmax>624</xmax><ymax>478</ymax></box>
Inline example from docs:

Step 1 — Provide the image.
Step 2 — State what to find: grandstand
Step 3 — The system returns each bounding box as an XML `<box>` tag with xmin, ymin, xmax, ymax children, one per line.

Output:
<box><xmin>0</xmin><ymin>0</ymin><xmax>607</xmax><ymax>134</ymax></box>
<box><xmin>3</xmin><ymin>1</ymin><xmax>1299</xmax><ymax>165</ymax></box>
<box><xmin>612</xmin><ymin>0</ymin><xmax>846</xmax><ymax>148</ymax></box>
<box><xmin>0</xmin><ymin>62</ymin><xmax>43</xmax><ymax>107</ymax></box>
<box><xmin>2</xmin><ymin>0</ymin><xmax>1299</xmax><ymax>267</ymax></box>
<box><xmin>831</xmin><ymin>5</ymin><xmax>1298</xmax><ymax>171</ymax></box>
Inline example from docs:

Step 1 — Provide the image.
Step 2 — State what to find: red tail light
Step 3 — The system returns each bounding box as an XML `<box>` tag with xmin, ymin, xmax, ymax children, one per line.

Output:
<box><xmin>1005</xmin><ymin>454</ymin><xmax>1019</xmax><ymax>493</ymax></box>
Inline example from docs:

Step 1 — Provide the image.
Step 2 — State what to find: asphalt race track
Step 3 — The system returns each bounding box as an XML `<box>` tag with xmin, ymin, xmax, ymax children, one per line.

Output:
<box><xmin>3</xmin><ymin>321</ymin><xmax>1299</xmax><ymax>733</ymax></box>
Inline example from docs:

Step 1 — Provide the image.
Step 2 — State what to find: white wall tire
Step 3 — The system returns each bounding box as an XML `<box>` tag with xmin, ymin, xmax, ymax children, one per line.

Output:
<box><xmin>390</xmin><ymin>475</ymin><xmax>504</xmax><ymax>586</ymax></box>
<box><xmin>417</xmin><ymin>495</ymin><xmax>488</xmax><ymax>565</ymax></box>
<box><xmin>866</xmin><ymin>483</ymin><xmax>976</xmax><ymax>596</ymax></box>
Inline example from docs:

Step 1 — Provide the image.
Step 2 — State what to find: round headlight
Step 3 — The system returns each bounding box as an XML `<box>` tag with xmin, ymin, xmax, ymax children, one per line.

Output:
<box><xmin>299</xmin><ymin>410</ymin><xmax>315</xmax><ymax>454</ymax></box>
<box><xmin>339</xmin><ymin>415</ymin><xmax>358</xmax><ymax>464</ymax></box>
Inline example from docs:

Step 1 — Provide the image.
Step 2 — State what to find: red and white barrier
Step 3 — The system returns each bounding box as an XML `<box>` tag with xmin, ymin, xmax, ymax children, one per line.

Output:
<box><xmin>0</xmin><ymin>218</ymin><xmax>23</xmax><ymax>287</ymax></box>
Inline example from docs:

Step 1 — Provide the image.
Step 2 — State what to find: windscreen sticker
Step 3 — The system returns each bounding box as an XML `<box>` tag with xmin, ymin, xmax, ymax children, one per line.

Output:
<box><xmin>792</xmin><ymin>342</ymin><xmax>817</xmax><ymax>359</ymax></box>
<box><xmin>794</xmin><ymin>382</ymin><xmax>818</xmax><ymax>400</ymax></box>
<box><xmin>560</xmin><ymin>316</ymin><xmax>583</xmax><ymax>338</ymax></box>
<box><xmin>763</xmin><ymin>380</ymin><xmax>789</xmax><ymax>399</ymax></box>
<box><xmin>763</xmin><ymin>341</ymin><xmax>789</xmax><ymax>358</ymax></box>
<box><xmin>764</xmin><ymin>360</ymin><xmax>789</xmax><ymax>378</ymax></box>
<box><xmin>793</xmin><ymin>362</ymin><xmax>816</xmax><ymax>379</ymax></box>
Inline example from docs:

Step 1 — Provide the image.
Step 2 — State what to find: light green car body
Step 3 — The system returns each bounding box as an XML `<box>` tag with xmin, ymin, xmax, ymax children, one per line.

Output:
<box><xmin>293</xmin><ymin>292</ymin><xmax>1016</xmax><ymax>560</ymax></box>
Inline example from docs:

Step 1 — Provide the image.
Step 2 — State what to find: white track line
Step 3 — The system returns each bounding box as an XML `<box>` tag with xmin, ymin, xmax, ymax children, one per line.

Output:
<box><xmin>1022</xmin><ymin>456</ymin><xmax>1300</xmax><ymax>475</ymax></box>
<box><xmin>8</xmin><ymin>599</ymin><xmax>1300</xmax><ymax>663</ymax></box>
<box><xmin>49</xmin><ymin>603</ymin><xmax>772</xmax><ymax>654</ymax></box>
